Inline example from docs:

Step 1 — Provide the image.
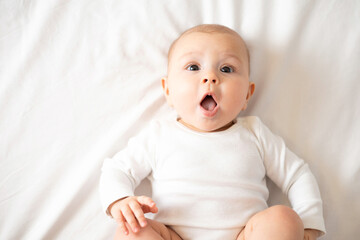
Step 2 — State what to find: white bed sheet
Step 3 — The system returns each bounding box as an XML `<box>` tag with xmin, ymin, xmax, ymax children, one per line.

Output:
<box><xmin>1</xmin><ymin>0</ymin><xmax>359</xmax><ymax>239</ymax></box>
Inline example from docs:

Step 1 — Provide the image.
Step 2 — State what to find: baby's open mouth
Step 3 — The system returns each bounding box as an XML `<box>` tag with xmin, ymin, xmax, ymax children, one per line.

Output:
<box><xmin>201</xmin><ymin>95</ymin><xmax>217</xmax><ymax>111</ymax></box>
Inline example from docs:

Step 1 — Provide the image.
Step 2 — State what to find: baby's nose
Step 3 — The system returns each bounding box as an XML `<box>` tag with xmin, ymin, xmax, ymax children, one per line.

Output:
<box><xmin>201</xmin><ymin>69</ymin><xmax>219</xmax><ymax>85</ymax></box>
<box><xmin>202</xmin><ymin>78</ymin><xmax>218</xmax><ymax>84</ymax></box>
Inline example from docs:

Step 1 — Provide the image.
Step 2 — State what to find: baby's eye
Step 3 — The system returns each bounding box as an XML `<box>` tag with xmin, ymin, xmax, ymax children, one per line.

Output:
<box><xmin>186</xmin><ymin>64</ymin><xmax>200</xmax><ymax>71</ymax></box>
<box><xmin>220</xmin><ymin>66</ymin><xmax>234</xmax><ymax>73</ymax></box>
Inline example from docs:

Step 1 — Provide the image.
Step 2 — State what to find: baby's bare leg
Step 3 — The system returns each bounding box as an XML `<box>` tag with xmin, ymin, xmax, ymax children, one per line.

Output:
<box><xmin>236</xmin><ymin>205</ymin><xmax>304</xmax><ymax>240</ymax></box>
<box><xmin>114</xmin><ymin>219</ymin><xmax>182</xmax><ymax>240</ymax></box>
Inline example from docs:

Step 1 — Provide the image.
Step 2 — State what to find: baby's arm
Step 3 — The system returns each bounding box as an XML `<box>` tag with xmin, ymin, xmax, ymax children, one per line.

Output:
<box><xmin>100</xmin><ymin>123</ymin><xmax>159</xmax><ymax>225</ymax></box>
<box><xmin>304</xmin><ymin>229</ymin><xmax>321</xmax><ymax>240</ymax></box>
<box><xmin>108</xmin><ymin>196</ymin><xmax>158</xmax><ymax>235</ymax></box>
<box><xmin>254</xmin><ymin>117</ymin><xmax>326</xmax><ymax>235</ymax></box>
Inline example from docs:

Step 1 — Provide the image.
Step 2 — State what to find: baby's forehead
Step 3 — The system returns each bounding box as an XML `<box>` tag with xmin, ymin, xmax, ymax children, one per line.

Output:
<box><xmin>169</xmin><ymin>31</ymin><xmax>249</xmax><ymax>61</ymax></box>
<box><xmin>181</xmin><ymin>31</ymin><xmax>244</xmax><ymax>47</ymax></box>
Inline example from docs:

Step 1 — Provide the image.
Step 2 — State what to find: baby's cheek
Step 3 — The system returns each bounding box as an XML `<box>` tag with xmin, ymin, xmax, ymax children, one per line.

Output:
<box><xmin>226</xmin><ymin>89</ymin><xmax>245</xmax><ymax>105</ymax></box>
<box><xmin>222</xmin><ymin>95</ymin><xmax>247</xmax><ymax>118</ymax></box>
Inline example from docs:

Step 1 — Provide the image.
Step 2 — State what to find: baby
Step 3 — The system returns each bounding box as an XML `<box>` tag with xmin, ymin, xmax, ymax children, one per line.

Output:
<box><xmin>100</xmin><ymin>24</ymin><xmax>326</xmax><ymax>240</ymax></box>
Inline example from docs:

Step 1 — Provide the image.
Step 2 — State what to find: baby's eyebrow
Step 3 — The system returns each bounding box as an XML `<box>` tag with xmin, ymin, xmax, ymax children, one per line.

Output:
<box><xmin>221</xmin><ymin>53</ymin><xmax>243</xmax><ymax>63</ymax></box>
<box><xmin>177</xmin><ymin>51</ymin><xmax>202</xmax><ymax>61</ymax></box>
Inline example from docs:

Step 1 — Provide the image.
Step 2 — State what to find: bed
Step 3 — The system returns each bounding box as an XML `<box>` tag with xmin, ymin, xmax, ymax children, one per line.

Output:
<box><xmin>1</xmin><ymin>0</ymin><xmax>359</xmax><ymax>239</ymax></box>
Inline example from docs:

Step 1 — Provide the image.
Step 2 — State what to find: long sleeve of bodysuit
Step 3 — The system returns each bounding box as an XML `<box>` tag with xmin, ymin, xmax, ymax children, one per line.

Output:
<box><xmin>253</xmin><ymin>117</ymin><xmax>326</xmax><ymax>234</ymax></box>
<box><xmin>99</xmin><ymin>124</ymin><xmax>156</xmax><ymax>215</ymax></box>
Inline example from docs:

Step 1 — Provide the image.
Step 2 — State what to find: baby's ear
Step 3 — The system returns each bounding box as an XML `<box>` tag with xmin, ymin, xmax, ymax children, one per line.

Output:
<box><xmin>246</xmin><ymin>82</ymin><xmax>255</xmax><ymax>100</ymax></box>
<box><xmin>242</xmin><ymin>82</ymin><xmax>255</xmax><ymax>110</ymax></box>
<box><xmin>161</xmin><ymin>77</ymin><xmax>173</xmax><ymax>107</ymax></box>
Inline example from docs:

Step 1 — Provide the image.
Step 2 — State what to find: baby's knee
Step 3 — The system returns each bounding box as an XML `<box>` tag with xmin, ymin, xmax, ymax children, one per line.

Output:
<box><xmin>113</xmin><ymin>219</ymin><xmax>180</xmax><ymax>240</ymax></box>
<box><xmin>244</xmin><ymin>205</ymin><xmax>304</xmax><ymax>239</ymax></box>
<box><xmin>113</xmin><ymin>222</ymin><xmax>150</xmax><ymax>240</ymax></box>
<box><xmin>264</xmin><ymin>205</ymin><xmax>304</xmax><ymax>230</ymax></box>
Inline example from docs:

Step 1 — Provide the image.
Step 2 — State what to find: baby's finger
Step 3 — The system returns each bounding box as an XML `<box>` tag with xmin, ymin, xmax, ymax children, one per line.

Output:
<box><xmin>115</xmin><ymin>213</ymin><xmax>130</xmax><ymax>235</ymax></box>
<box><xmin>137</xmin><ymin>196</ymin><xmax>158</xmax><ymax>213</ymax></box>
<box><xmin>112</xmin><ymin>208</ymin><xmax>124</xmax><ymax>224</ymax></box>
<box><xmin>141</xmin><ymin>204</ymin><xmax>158</xmax><ymax>214</ymax></box>
<box><xmin>121</xmin><ymin>205</ymin><xmax>140</xmax><ymax>233</ymax></box>
<box><xmin>129</xmin><ymin>201</ymin><xmax>147</xmax><ymax>228</ymax></box>
<box><xmin>137</xmin><ymin>195</ymin><xmax>155</xmax><ymax>206</ymax></box>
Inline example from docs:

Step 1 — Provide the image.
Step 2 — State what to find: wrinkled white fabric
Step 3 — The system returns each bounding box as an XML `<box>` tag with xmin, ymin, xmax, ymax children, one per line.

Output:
<box><xmin>1</xmin><ymin>0</ymin><xmax>359</xmax><ymax>239</ymax></box>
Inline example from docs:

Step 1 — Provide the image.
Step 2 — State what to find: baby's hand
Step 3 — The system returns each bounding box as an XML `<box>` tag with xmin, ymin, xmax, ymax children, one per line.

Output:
<box><xmin>109</xmin><ymin>196</ymin><xmax>158</xmax><ymax>235</ymax></box>
<box><xmin>304</xmin><ymin>229</ymin><xmax>321</xmax><ymax>240</ymax></box>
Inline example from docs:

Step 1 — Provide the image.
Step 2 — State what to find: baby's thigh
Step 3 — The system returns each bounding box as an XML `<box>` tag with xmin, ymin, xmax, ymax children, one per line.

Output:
<box><xmin>114</xmin><ymin>219</ymin><xmax>182</xmax><ymax>240</ymax></box>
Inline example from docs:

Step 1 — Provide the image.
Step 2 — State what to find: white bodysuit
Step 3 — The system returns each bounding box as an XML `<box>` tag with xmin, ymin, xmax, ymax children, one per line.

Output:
<box><xmin>100</xmin><ymin>116</ymin><xmax>326</xmax><ymax>239</ymax></box>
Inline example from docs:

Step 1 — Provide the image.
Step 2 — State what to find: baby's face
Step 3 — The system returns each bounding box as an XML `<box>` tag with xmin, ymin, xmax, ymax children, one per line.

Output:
<box><xmin>162</xmin><ymin>31</ymin><xmax>254</xmax><ymax>132</ymax></box>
